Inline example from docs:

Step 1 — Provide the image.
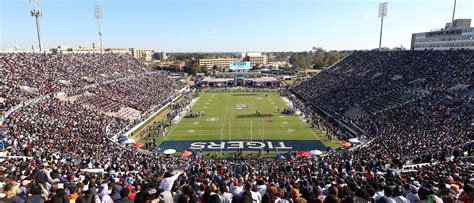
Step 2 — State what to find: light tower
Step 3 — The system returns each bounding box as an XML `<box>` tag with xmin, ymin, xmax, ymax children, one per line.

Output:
<box><xmin>30</xmin><ymin>0</ymin><xmax>43</xmax><ymax>52</ymax></box>
<box><xmin>378</xmin><ymin>2</ymin><xmax>388</xmax><ymax>50</ymax></box>
<box><xmin>451</xmin><ymin>0</ymin><xmax>457</xmax><ymax>28</ymax></box>
<box><xmin>94</xmin><ymin>4</ymin><xmax>104</xmax><ymax>54</ymax></box>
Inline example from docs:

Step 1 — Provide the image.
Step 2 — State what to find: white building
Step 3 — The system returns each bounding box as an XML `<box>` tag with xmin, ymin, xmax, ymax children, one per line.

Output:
<box><xmin>105</xmin><ymin>48</ymin><xmax>130</xmax><ymax>54</ymax></box>
<box><xmin>130</xmin><ymin>48</ymin><xmax>154</xmax><ymax>62</ymax></box>
<box><xmin>160</xmin><ymin>52</ymin><xmax>168</xmax><ymax>61</ymax></box>
<box><xmin>241</xmin><ymin>52</ymin><xmax>268</xmax><ymax>67</ymax></box>
<box><xmin>411</xmin><ymin>19</ymin><xmax>474</xmax><ymax>50</ymax></box>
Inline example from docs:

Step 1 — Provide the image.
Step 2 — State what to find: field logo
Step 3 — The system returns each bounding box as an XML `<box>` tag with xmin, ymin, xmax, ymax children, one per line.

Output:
<box><xmin>190</xmin><ymin>141</ymin><xmax>293</xmax><ymax>150</ymax></box>
<box><xmin>158</xmin><ymin>140</ymin><xmax>327</xmax><ymax>151</ymax></box>
<box><xmin>207</xmin><ymin>117</ymin><xmax>218</xmax><ymax>122</ymax></box>
<box><xmin>235</xmin><ymin>104</ymin><xmax>247</xmax><ymax>110</ymax></box>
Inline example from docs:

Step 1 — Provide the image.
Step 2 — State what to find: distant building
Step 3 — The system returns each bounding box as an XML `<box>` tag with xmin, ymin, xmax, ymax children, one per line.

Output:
<box><xmin>130</xmin><ymin>48</ymin><xmax>154</xmax><ymax>62</ymax></box>
<box><xmin>198</xmin><ymin>58</ymin><xmax>241</xmax><ymax>69</ymax></box>
<box><xmin>189</xmin><ymin>52</ymin><xmax>268</xmax><ymax>69</ymax></box>
<box><xmin>51</xmin><ymin>43</ymin><xmax>101</xmax><ymax>54</ymax></box>
<box><xmin>265</xmin><ymin>62</ymin><xmax>287</xmax><ymax>70</ymax></box>
<box><xmin>105</xmin><ymin>48</ymin><xmax>130</xmax><ymax>54</ymax></box>
<box><xmin>76</xmin><ymin>43</ymin><xmax>101</xmax><ymax>52</ymax></box>
<box><xmin>49</xmin><ymin>45</ymin><xmax>72</xmax><ymax>53</ymax></box>
<box><xmin>411</xmin><ymin>19</ymin><xmax>474</xmax><ymax>50</ymax></box>
<box><xmin>241</xmin><ymin>53</ymin><xmax>268</xmax><ymax>67</ymax></box>
<box><xmin>57</xmin><ymin>45</ymin><xmax>71</xmax><ymax>51</ymax></box>
<box><xmin>160</xmin><ymin>52</ymin><xmax>168</xmax><ymax>61</ymax></box>
<box><xmin>201</xmin><ymin>70</ymin><xmax>279</xmax><ymax>87</ymax></box>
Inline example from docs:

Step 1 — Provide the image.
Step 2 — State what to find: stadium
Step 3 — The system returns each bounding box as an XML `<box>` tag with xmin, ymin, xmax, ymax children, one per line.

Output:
<box><xmin>0</xmin><ymin>0</ymin><xmax>473</xmax><ymax>203</ymax></box>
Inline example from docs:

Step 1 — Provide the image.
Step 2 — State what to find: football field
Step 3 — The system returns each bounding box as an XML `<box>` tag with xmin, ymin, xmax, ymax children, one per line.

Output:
<box><xmin>159</xmin><ymin>90</ymin><xmax>336</xmax><ymax>151</ymax></box>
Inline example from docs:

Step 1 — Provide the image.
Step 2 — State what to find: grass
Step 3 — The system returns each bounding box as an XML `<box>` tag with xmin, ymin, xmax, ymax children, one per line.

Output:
<box><xmin>163</xmin><ymin>91</ymin><xmax>339</xmax><ymax>148</ymax></box>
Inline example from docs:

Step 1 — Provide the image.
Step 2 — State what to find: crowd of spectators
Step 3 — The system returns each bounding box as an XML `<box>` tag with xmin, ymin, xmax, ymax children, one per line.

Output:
<box><xmin>292</xmin><ymin>50</ymin><xmax>473</xmax><ymax>158</ymax></box>
<box><xmin>2</xmin><ymin>97</ymin><xmax>129</xmax><ymax>157</ymax></box>
<box><xmin>1</xmin><ymin>53</ymin><xmax>148</xmax><ymax>110</ymax></box>
<box><xmin>294</xmin><ymin>50</ymin><xmax>472</xmax><ymax>114</ymax></box>
<box><xmin>2</xmin><ymin>52</ymin><xmax>185</xmax><ymax>142</ymax></box>
<box><xmin>90</xmin><ymin>72</ymin><xmax>184</xmax><ymax>112</ymax></box>
<box><xmin>0</xmin><ymin>142</ymin><xmax>472</xmax><ymax>203</ymax></box>
<box><xmin>352</xmin><ymin>96</ymin><xmax>471</xmax><ymax>162</ymax></box>
<box><xmin>76</xmin><ymin>94</ymin><xmax>123</xmax><ymax>113</ymax></box>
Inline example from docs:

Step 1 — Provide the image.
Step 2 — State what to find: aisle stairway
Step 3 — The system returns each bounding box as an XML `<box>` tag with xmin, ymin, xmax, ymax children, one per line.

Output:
<box><xmin>361</xmin><ymin>92</ymin><xmax>420</xmax><ymax>115</ymax></box>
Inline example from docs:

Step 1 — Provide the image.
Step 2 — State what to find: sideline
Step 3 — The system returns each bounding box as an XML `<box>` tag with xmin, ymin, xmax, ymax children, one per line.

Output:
<box><xmin>155</xmin><ymin>96</ymin><xmax>200</xmax><ymax>146</ymax></box>
<box><xmin>123</xmin><ymin>86</ymin><xmax>189</xmax><ymax>137</ymax></box>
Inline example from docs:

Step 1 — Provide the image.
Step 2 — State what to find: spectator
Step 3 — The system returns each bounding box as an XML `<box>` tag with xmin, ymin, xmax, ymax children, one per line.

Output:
<box><xmin>115</xmin><ymin>188</ymin><xmax>133</xmax><ymax>203</ymax></box>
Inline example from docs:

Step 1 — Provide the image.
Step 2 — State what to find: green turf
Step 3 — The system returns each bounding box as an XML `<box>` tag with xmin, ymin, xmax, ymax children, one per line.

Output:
<box><xmin>164</xmin><ymin>91</ymin><xmax>338</xmax><ymax>147</ymax></box>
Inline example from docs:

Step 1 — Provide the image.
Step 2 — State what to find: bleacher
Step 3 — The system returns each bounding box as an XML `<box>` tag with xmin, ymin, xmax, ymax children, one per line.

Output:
<box><xmin>360</xmin><ymin>91</ymin><xmax>420</xmax><ymax>115</ymax></box>
<box><xmin>292</xmin><ymin>50</ymin><xmax>472</xmax><ymax>143</ymax></box>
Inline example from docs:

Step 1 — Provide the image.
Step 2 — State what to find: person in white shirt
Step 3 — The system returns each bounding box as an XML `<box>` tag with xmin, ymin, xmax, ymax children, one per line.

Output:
<box><xmin>256</xmin><ymin>180</ymin><xmax>267</xmax><ymax>197</ymax></box>
<box><xmin>373</xmin><ymin>189</ymin><xmax>385</xmax><ymax>201</ymax></box>
<box><xmin>232</xmin><ymin>182</ymin><xmax>244</xmax><ymax>197</ymax></box>
<box><xmin>160</xmin><ymin>171</ymin><xmax>183</xmax><ymax>192</ymax></box>
<box><xmin>219</xmin><ymin>185</ymin><xmax>233</xmax><ymax>203</ymax></box>
<box><xmin>252</xmin><ymin>185</ymin><xmax>262</xmax><ymax>203</ymax></box>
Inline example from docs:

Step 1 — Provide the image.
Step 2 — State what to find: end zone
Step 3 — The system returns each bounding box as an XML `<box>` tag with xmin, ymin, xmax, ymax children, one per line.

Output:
<box><xmin>158</xmin><ymin>140</ymin><xmax>328</xmax><ymax>151</ymax></box>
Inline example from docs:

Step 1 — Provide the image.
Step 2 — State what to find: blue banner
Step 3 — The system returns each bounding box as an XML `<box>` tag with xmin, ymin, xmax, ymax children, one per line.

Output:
<box><xmin>158</xmin><ymin>140</ymin><xmax>327</xmax><ymax>151</ymax></box>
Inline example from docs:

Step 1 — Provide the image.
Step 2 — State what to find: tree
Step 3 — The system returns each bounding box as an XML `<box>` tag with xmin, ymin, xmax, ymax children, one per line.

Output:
<box><xmin>309</xmin><ymin>47</ymin><xmax>345</xmax><ymax>69</ymax></box>
<box><xmin>188</xmin><ymin>63</ymin><xmax>199</xmax><ymax>75</ymax></box>
<box><xmin>200</xmin><ymin>65</ymin><xmax>209</xmax><ymax>76</ymax></box>
<box><xmin>325</xmin><ymin>51</ymin><xmax>341</xmax><ymax>66</ymax></box>
<box><xmin>289</xmin><ymin>52</ymin><xmax>312</xmax><ymax>70</ymax></box>
<box><xmin>312</xmin><ymin>47</ymin><xmax>326</xmax><ymax>68</ymax></box>
<box><xmin>166</xmin><ymin>55</ymin><xmax>176</xmax><ymax>62</ymax></box>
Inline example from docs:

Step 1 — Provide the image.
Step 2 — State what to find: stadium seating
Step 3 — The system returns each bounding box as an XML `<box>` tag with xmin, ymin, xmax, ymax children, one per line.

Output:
<box><xmin>1</xmin><ymin>53</ymin><xmax>149</xmax><ymax>110</ymax></box>
<box><xmin>292</xmin><ymin>49</ymin><xmax>472</xmax><ymax>160</ymax></box>
<box><xmin>293</xmin><ymin>50</ymin><xmax>472</xmax><ymax>115</ymax></box>
<box><xmin>0</xmin><ymin>51</ymin><xmax>472</xmax><ymax>203</ymax></box>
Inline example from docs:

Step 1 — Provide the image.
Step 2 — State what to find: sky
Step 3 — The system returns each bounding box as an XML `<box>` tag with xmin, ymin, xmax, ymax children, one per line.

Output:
<box><xmin>1</xmin><ymin>0</ymin><xmax>473</xmax><ymax>52</ymax></box>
